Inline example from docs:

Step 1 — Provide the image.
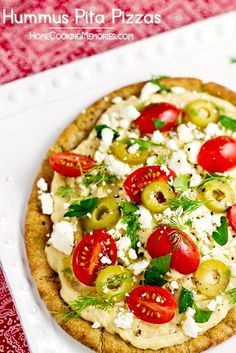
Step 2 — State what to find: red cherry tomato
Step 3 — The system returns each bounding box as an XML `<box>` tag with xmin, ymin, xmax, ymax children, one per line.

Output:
<box><xmin>49</xmin><ymin>152</ymin><xmax>95</xmax><ymax>177</ymax></box>
<box><xmin>126</xmin><ymin>285</ymin><xmax>177</xmax><ymax>324</ymax></box>
<box><xmin>227</xmin><ymin>204</ymin><xmax>236</xmax><ymax>231</ymax></box>
<box><xmin>72</xmin><ymin>229</ymin><xmax>117</xmax><ymax>286</ymax></box>
<box><xmin>198</xmin><ymin>136</ymin><xmax>236</xmax><ymax>173</ymax></box>
<box><xmin>135</xmin><ymin>102</ymin><xmax>181</xmax><ymax>134</ymax></box>
<box><xmin>147</xmin><ymin>226</ymin><xmax>200</xmax><ymax>275</ymax></box>
<box><xmin>124</xmin><ymin>166</ymin><xmax>176</xmax><ymax>203</ymax></box>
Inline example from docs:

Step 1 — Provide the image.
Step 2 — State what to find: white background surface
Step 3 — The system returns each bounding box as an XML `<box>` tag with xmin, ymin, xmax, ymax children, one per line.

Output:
<box><xmin>0</xmin><ymin>11</ymin><xmax>236</xmax><ymax>353</ymax></box>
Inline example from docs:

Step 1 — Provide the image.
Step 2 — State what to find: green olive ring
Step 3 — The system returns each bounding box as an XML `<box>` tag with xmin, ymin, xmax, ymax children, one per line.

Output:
<box><xmin>185</xmin><ymin>99</ymin><xmax>219</xmax><ymax>128</ymax></box>
<box><xmin>82</xmin><ymin>197</ymin><xmax>120</xmax><ymax>231</ymax></box>
<box><xmin>111</xmin><ymin>139</ymin><xmax>148</xmax><ymax>165</ymax></box>
<box><xmin>141</xmin><ymin>180</ymin><xmax>175</xmax><ymax>213</ymax></box>
<box><xmin>200</xmin><ymin>180</ymin><xmax>234</xmax><ymax>213</ymax></box>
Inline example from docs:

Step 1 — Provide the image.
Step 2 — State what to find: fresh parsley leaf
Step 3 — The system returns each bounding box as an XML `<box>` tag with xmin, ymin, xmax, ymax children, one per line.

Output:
<box><xmin>173</xmin><ymin>175</ymin><xmax>189</xmax><ymax>193</ymax></box>
<box><xmin>212</xmin><ymin>216</ymin><xmax>228</xmax><ymax>246</ymax></box>
<box><xmin>64</xmin><ymin>197</ymin><xmax>98</xmax><ymax>218</ymax></box>
<box><xmin>179</xmin><ymin>287</ymin><xmax>194</xmax><ymax>314</ymax></box>
<box><xmin>121</xmin><ymin>212</ymin><xmax>140</xmax><ymax>250</ymax></box>
<box><xmin>226</xmin><ymin>288</ymin><xmax>236</xmax><ymax>304</ymax></box>
<box><xmin>230</xmin><ymin>57</ymin><xmax>236</xmax><ymax>63</ymax></box>
<box><xmin>150</xmin><ymin>75</ymin><xmax>171</xmax><ymax>92</ymax></box>
<box><xmin>144</xmin><ymin>255</ymin><xmax>171</xmax><ymax>286</ymax></box>
<box><xmin>194</xmin><ymin>303</ymin><xmax>212</xmax><ymax>323</ymax></box>
<box><xmin>219</xmin><ymin>115</ymin><xmax>236</xmax><ymax>131</ymax></box>
<box><xmin>56</xmin><ymin>185</ymin><xmax>74</xmax><ymax>198</ymax></box>
<box><xmin>150</xmin><ymin>254</ymin><xmax>171</xmax><ymax>274</ymax></box>
<box><xmin>144</xmin><ymin>268</ymin><xmax>167</xmax><ymax>286</ymax></box>
<box><xmin>197</xmin><ymin>173</ymin><xmax>230</xmax><ymax>189</ymax></box>
<box><xmin>170</xmin><ymin>196</ymin><xmax>203</xmax><ymax>213</ymax></box>
<box><xmin>153</xmin><ymin>118</ymin><xmax>165</xmax><ymax>130</ymax></box>
<box><xmin>119</xmin><ymin>202</ymin><xmax>138</xmax><ymax>214</ymax></box>
<box><xmin>95</xmin><ymin>124</ymin><xmax>119</xmax><ymax>139</ymax></box>
<box><xmin>124</xmin><ymin>138</ymin><xmax>160</xmax><ymax>150</ymax></box>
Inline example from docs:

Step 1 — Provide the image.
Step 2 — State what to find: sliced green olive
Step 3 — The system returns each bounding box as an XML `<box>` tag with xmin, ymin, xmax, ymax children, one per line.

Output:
<box><xmin>96</xmin><ymin>265</ymin><xmax>133</xmax><ymax>302</ymax></box>
<box><xmin>141</xmin><ymin>181</ymin><xmax>175</xmax><ymax>212</ymax></box>
<box><xmin>195</xmin><ymin>259</ymin><xmax>230</xmax><ymax>297</ymax></box>
<box><xmin>82</xmin><ymin>197</ymin><xmax>120</xmax><ymax>231</ymax></box>
<box><xmin>185</xmin><ymin>99</ymin><xmax>219</xmax><ymax>128</ymax></box>
<box><xmin>200</xmin><ymin>180</ymin><xmax>234</xmax><ymax>212</ymax></box>
<box><xmin>111</xmin><ymin>139</ymin><xmax>148</xmax><ymax>165</ymax></box>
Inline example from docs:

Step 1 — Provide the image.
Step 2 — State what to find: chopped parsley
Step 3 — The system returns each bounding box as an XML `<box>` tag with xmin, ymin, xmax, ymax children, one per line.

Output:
<box><xmin>144</xmin><ymin>254</ymin><xmax>171</xmax><ymax>286</ymax></box>
<box><xmin>64</xmin><ymin>197</ymin><xmax>98</xmax><ymax>218</ymax></box>
<box><xmin>212</xmin><ymin>216</ymin><xmax>228</xmax><ymax>246</ymax></box>
<box><xmin>179</xmin><ymin>287</ymin><xmax>194</xmax><ymax>314</ymax></box>
<box><xmin>193</xmin><ymin>303</ymin><xmax>212</xmax><ymax>324</ymax></box>
<box><xmin>173</xmin><ymin>175</ymin><xmax>189</xmax><ymax>193</ymax></box>
<box><xmin>120</xmin><ymin>202</ymin><xmax>140</xmax><ymax>250</ymax></box>
<box><xmin>153</xmin><ymin>118</ymin><xmax>165</xmax><ymax>130</ymax></box>
<box><xmin>95</xmin><ymin>124</ymin><xmax>119</xmax><ymax>139</ymax></box>
<box><xmin>170</xmin><ymin>196</ymin><xmax>203</xmax><ymax>213</ymax></box>
<box><xmin>56</xmin><ymin>185</ymin><xmax>74</xmax><ymax>198</ymax></box>
<box><xmin>150</xmin><ymin>75</ymin><xmax>171</xmax><ymax>92</ymax></box>
<box><xmin>219</xmin><ymin>115</ymin><xmax>236</xmax><ymax>131</ymax></box>
<box><xmin>124</xmin><ymin>138</ymin><xmax>160</xmax><ymax>150</ymax></box>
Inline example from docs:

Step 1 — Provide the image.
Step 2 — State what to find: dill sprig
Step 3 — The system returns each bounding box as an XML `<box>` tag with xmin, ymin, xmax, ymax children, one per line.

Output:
<box><xmin>167</xmin><ymin>208</ymin><xmax>192</xmax><ymax>231</ymax></box>
<box><xmin>55</xmin><ymin>293</ymin><xmax>117</xmax><ymax>322</ymax></box>
<box><xmin>196</xmin><ymin>173</ymin><xmax>231</xmax><ymax>189</ymax></box>
<box><xmin>121</xmin><ymin>213</ymin><xmax>140</xmax><ymax>250</ymax></box>
<box><xmin>170</xmin><ymin>196</ymin><xmax>203</xmax><ymax>213</ymax></box>
<box><xmin>82</xmin><ymin>163</ymin><xmax>117</xmax><ymax>187</ymax></box>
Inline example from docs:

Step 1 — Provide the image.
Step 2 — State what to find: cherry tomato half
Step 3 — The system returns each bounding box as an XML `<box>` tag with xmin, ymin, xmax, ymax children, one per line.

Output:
<box><xmin>124</xmin><ymin>166</ymin><xmax>176</xmax><ymax>203</ymax></box>
<box><xmin>135</xmin><ymin>103</ymin><xmax>181</xmax><ymax>134</ymax></box>
<box><xmin>126</xmin><ymin>285</ymin><xmax>177</xmax><ymax>324</ymax></box>
<box><xmin>147</xmin><ymin>226</ymin><xmax>200</xmax><ymax>275</ymax></box>
<box><xmin>72</xmin><ymin>229</ymin><xmax>117</xmax><ymax>286</ymax></box>
<box><xmin>198</xmin><ymin>136</ymin><xmax>236</xmax><ymax>173</ymax></box>
<box><xmin>227</xmin><ymin>204</ymin><xmax>236</xmax><ymax>231</ymax></box>
<box><xmin>49</xmin><ymin>152</ymin><xmax>95</xmax><ymax>177</ymax></box>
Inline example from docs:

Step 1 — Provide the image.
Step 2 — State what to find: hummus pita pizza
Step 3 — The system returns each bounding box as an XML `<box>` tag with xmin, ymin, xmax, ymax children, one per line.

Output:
<box><xmin>25</xmin><ymin>77</ymin><xmax>236</xmax><ymax>353</ymax></box>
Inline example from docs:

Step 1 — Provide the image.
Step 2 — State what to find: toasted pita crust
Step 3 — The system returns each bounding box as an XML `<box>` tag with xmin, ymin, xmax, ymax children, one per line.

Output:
<box><xmin>25</xmin><ymin>77</ymin><xmax>236</xmax><ymax>353</ymax></box>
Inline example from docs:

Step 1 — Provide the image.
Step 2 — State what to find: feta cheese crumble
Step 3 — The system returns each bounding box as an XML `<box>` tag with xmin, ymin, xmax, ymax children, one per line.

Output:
<box><xmin>128</xmin><ymin>260</ymin><xmax>150</xmax><ymax>275</ymax></box>
<box><xmin>37</xmin><ymin>177</ymin><xmax>48</xmax><ymax>192</ymax></box>
<box><xmin>120</xmin><ymin>105</ymin><xmax>140</xmax><ymax>121</ymax></box>
<box><xmin>38</xmin><ymin>193</ymin><xmax>53</xmax><ymax>215</ymax></box>
<box><xmin>114</xmin><ymin>311</ymin><xmax>134</xmax><ymax>329</ymax></box>
<box><xmin>140</xmin><ymin>82</ymin><xmax>160</xmax><ymax>101</ymax></box>
<box><xmin>182</xmin><ymin>308</ymin><xmax>202</xmax><ymax>338</ymax></box>
<box><xmin>48</xmin><ymin>221</ymin><xmax>75</xmax><ymax>255</ymax></box>
<box><xmin>91</xmin><ymin>321</ymin><xmax>101</xmax><ymax>329</ymax></box>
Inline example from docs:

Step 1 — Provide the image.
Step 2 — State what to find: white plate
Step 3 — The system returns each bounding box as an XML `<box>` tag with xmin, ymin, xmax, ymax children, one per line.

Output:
<box><xmin>0</xmin><ymin>11</ymin><xmax>236</xmax><ymax>353</ymax></box>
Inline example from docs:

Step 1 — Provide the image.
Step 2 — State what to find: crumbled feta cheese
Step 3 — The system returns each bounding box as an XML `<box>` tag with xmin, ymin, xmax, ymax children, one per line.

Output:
<box><xmin>146</xmin><ymin>155</ymin><xmax>158</xmax><ymax>165</ymax></box>
<box><xmin>185</xmin><ymin>141</ymin><xmax>202</xmax><ymax>164</ymax></box>
<box><xmin>127</xmin><ymin>143</ymin><xmax>140</xmax><ymax>155</ymax></box>
<box><xmin>114</xmin><ymin>311</ymin><xmax>134</xmax><ymax>329</ymax></box>
<box><xmin>182</xmin><ymin>308</ymin><xmax>202</xmax><ymax>338</ymax></box>
<box><xmin>91</xmin><ymin>321</ymin><xmax>101</xmax><ymax>329</ymax></box>
<box><xmin>100</xmin><ymin>255</ymin><xmax>112</xmax><ymax>265</ymax></box>
<box><xmin>168</xmin><ymin>150</ymin><xmax>193</xmax><ymax>174</ymax></box>
<box><xmin>169</xmin><ymin>280</ymin><xmax>179</xmax><ymax>291</ymax></box>
<box><xmin>100</xmin><ymin>128</ymin><xmax>114</xmax><ymax>152</ymax></box>
<box><xmin>189</xmin><ymin>174</ymin><xmax>202</xmax><ymax>187</ymax></box>
<box><xmin>160</xmin><ymin>164</ymin><xmax>170</xmax><ymax>176</ymax></box>
<box><xmin>128</xmin><ymin>248</ymin><xmax>138</xmax><ymax>260</ymax></box>
<box><xmin>112</xmin><ymin>96</ymin><xmax>123</xmax><ymax>104</ymax></box>
<box><xmin>128</xmin><ymin>260</ymin><xmax>150</xmax><ymax>275</ymax></box>
<box><xmin>94</xmin><ymin>150</ymin><xmax>106</xmax><ymax>163</ymax></box>
<box><xmin>116</xmin><ymin>237</ymin><xmax>131</xmax><ymax>251</ymax></box>
<box><xmin>190</xmin><ymin>206</ymin><xmax>217</xmax><ymax>238</ymax></box>
<box><xmin>37</xmin><ymin>177</ymin><xmax>48</xmax><ymax>192</ymax></box>
<box><xmin>171</xmin><ymin>86</ymin><xmax>186</xmax><ymax>94</ymax></box>
<box><xmin>140</xmin><ymin>82</ymin><xmax>160</xmax><ymax>101</ymax></box>
<box><xmin>120</xmin><ymin>105</ymin><xmax>140</xmax><ymax>121</ymax></box>
<box><xmin>177</xmin><ymin>124</ymin><xmax>194</xmax><ymax>143</ymax></box>
<box><xmin>207</xmin><ymin>296</ymin><xmax>223</xmax><ymax>311</ymax></box>
<box><xmin>166</xmin><ymin>139</ymin><xmax>178</xmax><ymax>151</ymax></box>
<box><xmin>152</xmin><ymin>130</ymin><xmax>164</xmax><ymax>144</ymax></box>
<box><xmin>105</xmin><ymin>155</ymin><xmax>132</xmax><ymax>177</ymax></box>
<box><xmin>39</xmin><ymin>193</ymin><xmax>53</xmax><ymax>215</ymax></box>
<box><xmin>137</xmin><ymin>206</ymin><xmax>153</xmax><ymax>228</ymax></box>
<box><xmin>48</xmin><ymin>221</ymin><xmax>75</xmax><ymax>255</ymax></box>
<box><xmin>205</xmin><ymin>123</ymin><xmax>222</xmax><ymax>137</ymax></box>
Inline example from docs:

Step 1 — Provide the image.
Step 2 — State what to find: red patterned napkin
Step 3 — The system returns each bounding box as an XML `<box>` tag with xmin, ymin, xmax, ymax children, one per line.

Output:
<box><xmin>0</xmin><ymin>0</ymin><xmax>236</xmax><ymax>84</ymax></box>
<box><xmin>0</xmin><ymin>266</ymin><xmax>30</xmax><ymax>353</ymax></box>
